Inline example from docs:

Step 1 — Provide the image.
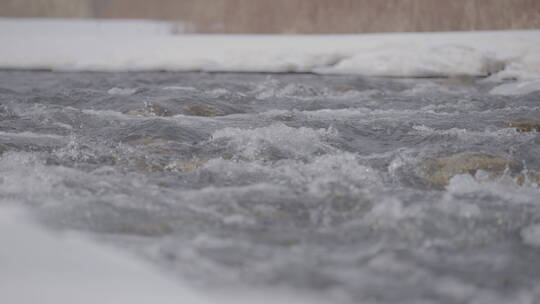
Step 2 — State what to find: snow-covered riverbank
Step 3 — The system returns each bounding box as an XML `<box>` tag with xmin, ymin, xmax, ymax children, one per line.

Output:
<box><xmin>1</xmin><ymin>18</ymin><xmax>539</xmax><ymax>80</ymax></box>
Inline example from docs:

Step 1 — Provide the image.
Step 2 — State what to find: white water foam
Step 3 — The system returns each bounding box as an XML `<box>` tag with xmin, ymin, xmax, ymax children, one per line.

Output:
<box><xmin>521</xmin><ymin>224</ymin><xmax>540</xmax><ymax>247</ymax></box>
<box><xmin>212</xmin><ymin>123</ymin><xmax>339</xmax><ymax>160</ymax></box>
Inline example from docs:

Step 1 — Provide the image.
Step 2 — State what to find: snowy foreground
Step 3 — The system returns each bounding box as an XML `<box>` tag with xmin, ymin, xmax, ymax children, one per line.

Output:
<box><xmin>0</xmin><ymin>18</ymin><xmax>540</xmax><ymax>81</ymax></box>
<box><xmin>0</xmin><ymin>209</ymin><xmax>321</xmax><ymax>304</ymax></box>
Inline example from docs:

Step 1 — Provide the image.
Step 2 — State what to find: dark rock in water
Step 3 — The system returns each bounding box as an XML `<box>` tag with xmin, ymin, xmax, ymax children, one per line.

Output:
<box><xmin>185</xmin><ymin>104</ymin><xmax>227</xmax><ymax>117</ymax></box>
<box><xmin>126</xmin><ymin>103</ymin><xmax>173</xmax><ymax>117</ymax></box>
<box><xmin>508</xmin><ymin>118</ymin><xmax>540</xmax><ymax>132</ymax></box>
<box><xmin>515</xmin><ymin>171</ymin><xmax>540</xmax><ymax>187</ymax></box>
<box><xmin>164</xmin><ymin>158</ymin><xmax>207</xmax><ymax>173</ymax></box>
<box><xmin>272</xmin><ymin>112</ymin><xmax>295</xmax><ymax>122</ymax></box>
<box><xmin>419</xmin><ymin>153</ymin><xmax>515</xmax><ymax>187</ymax></box>
<box><xmin>438</xmin><ymin>75</ymin><xmax>477</xmax><ymax>86</ymax></box>
<box><xmin>131</xmin><ymin>157</ymin><xmax>207</xmax><ymax>173</ymax></box>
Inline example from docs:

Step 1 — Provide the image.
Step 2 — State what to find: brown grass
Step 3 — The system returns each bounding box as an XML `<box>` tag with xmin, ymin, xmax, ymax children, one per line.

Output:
<box><xmin>2</xmin><ymin>0</ymin><xmax>540</xmax><ymax>33</ymax></box>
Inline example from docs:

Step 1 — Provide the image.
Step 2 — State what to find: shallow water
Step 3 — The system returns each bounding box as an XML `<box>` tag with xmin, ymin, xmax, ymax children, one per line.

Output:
<box><xmin>1</xmin><ymin>71</ymin><xmax>540</xmax><ymax>303</ymax></box>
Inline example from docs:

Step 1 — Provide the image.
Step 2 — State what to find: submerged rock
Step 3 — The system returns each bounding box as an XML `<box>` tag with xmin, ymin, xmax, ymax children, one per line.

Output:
<box><xmin>515</xmin><ymin>171</ymin><xmax>540</xmax><ymax>187</ymax></box>
<box><xmin>508</xmin><ymin>118</ymin><xmax>540</xmax><ymax>132</ymax></box>
<box><xmin>271</xmin><ymin>112</ymin><xmax>295</xmax><ymax>122</ymax></box>
<box><xmin>164</xmin><ymin>158</ymin><xmax>207</xmax><ymax>173</ymax></box>
<box><xmin>420</xmin><ymin>153</ymin><xmax>515</xmax><ymax>187</ymax></box>
<box><xmin>185</xmin><ymin>104</ymin><xmax>227</xmax><ymax>117</ymax></box>
<box><xmin>129</xmin><ymin>156</ymin><xmax>207</xmax><ymax>173</ymax></box>
<box><xmin>132</xmin><ymin>159</ymin><xmax>165</xmax><ymax>173</ymax></box>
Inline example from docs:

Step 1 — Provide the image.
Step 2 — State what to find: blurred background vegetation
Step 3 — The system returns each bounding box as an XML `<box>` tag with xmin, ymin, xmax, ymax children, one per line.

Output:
<box><xmin>1</xmin><ymin>0</ymin><xmax>539</xmax><ymax>34</ymax></box>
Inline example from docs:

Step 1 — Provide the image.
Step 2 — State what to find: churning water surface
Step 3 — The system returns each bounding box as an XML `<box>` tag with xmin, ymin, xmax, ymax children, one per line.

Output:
<box><xmin>1</xmin><ymin>71</ymin><xmax>540</xmax><ymax>303</ymax></box>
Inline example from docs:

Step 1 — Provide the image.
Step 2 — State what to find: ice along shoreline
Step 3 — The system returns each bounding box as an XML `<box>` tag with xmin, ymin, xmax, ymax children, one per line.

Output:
<box><xmin>1</xmin><ymin>18</ymin><xmax>539</xmax><ymax>80</ymax></box>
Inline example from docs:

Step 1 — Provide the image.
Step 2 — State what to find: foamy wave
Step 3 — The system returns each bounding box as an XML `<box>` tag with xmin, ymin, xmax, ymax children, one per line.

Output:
<box><xmin>202</xmin><ymin>152</ymin><xmax>380</xmax><ymax>189</ymax></box>
<box><xmin>444</xmin><ymin>174</ymin><xmax>540</xmax><ymax>205</ymax></box>
<box><xmin>211</xmin><ymin>123</ymin><xmax>339</xmax><ymax>160</ymax></box>
<box><xmin>411</xmin><ymin>125</ymin><xmax>536</xmax><ymax>142</ymax></box>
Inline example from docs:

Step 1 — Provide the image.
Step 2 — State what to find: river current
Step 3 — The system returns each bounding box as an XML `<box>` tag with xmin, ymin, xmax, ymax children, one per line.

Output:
<box><xmin>1</xmin><ymin>71</ymin><xmax>540</xmax><ymax>304</ymax></box>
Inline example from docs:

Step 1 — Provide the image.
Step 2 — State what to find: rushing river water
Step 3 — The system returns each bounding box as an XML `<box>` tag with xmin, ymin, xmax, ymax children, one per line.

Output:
<box><xmin>1</xmin><ymin>70</ymin><xmax>540</xmax><ymax>303</ymax></box>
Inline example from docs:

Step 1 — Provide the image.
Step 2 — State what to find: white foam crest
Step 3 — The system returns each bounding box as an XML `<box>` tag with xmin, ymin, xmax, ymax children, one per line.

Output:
<box><xmin>162</xmin><ymin>86</ymin><xmax>198</xmax><ymax>91</ymax></box>
<box><xmin>521</xmin><ymin>224</ymin><xmax>540</xmax><ymax>248</ymax></box>
<box><xmin>259</xmin><ymin>107</ymin><xmax>450</xmax><ymax>127</ymax></box>
<box><xmin>367</xmin><ymin>198</ymin><xmax>424</xmax><ymax>228</ymax></box>
<box><xmin>444</xmin><ymin>174</ymin><xmax>540</xmax><ymax>206</ymax></box>
<box><xmin>259</xmin><ymin>83</ymin><xmax>320</xmax><ymax>100</ymax></box>
<box><xmin>412</xmin><ymin>125</ymin><xmax>535</xmax><ymax>141</ymax></box>
<box><xmin>0</xmin><ymin>130</ymin><xmax>66</xmax><ymax>140</ymax></box>
<box><xmin>252</xmin><ymin>81</ymin><xmax>375</xmax><ymax>101</ymax></box>
<box><xmin>211</xmin><ymin>123</ymin><xmax>339</xmax><ymax>160</ymax></box>
<box><xmin>0</xmin><ymin>152</ymin><xmax>62</xmax><ymax>200</ymax></box>
<box><xmin>419</xmin><ymin>100</ymin><xmax>478</xmax><ymax>113</ymax></box>
<box><xmin>261</xmin><ymin>107</ymin><xmax>445</xmax><ymax>124</ymax></box>
<box><xmin>54</xmin><ymin>137</ymin><xmax>108</xmax><ymax>163</ymax></box>
<box><xmin>82</xmin><ymin>108</ymin><xmax>136</xmax><ymax>119</ymax></box>
<box><xmin>200</xmin><ymin>153</ymin><xmax>381</xmax><ymax>203</ymax></box>
<box><xmin>260</xmin><ymin>108</ymin><xmax>361</xmax><ymax>121</ymax></box>
<box><xmin>403</xmin><ymin>82</ymin><xmax>477</xmax><ymax>96</ymax></box>
<box><xmin>298</xmin><ymin>153</ymin><xmax>381</xmax><ymax>192</ymax></box>
<box><xmin>302</xmin><ymin>108</ymin><xmax>447</xmax><ymax>121</ymax></box>
<box><xmin>108</xmin><ymin>87</ymin><xmax>138</xmax><ymax>96</ymax></box>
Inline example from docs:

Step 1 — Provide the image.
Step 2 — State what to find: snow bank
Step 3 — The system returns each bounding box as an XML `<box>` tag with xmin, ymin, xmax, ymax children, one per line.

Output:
<box><xmin>0</xmin><ymin>207</ymin><xmax>325</xmax><ymax>304</ymax></box>
<box><xmin>0</xmin><ymin>18</ymin><xmax>539</xmax><ymax>80</ymax></box>
<box><xmin>0</xmin><ymin>208</ymin><xmax>210</xmax><ymax>304</ymax></box>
